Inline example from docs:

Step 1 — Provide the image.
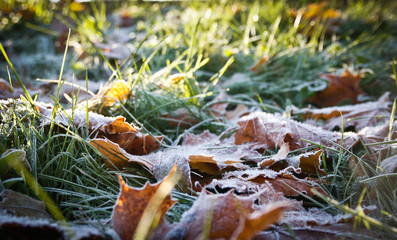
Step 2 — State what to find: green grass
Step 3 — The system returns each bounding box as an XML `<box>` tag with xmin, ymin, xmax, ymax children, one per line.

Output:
<box><xmin>1</xmin><ymin>0</ymin><xmax>397</xmax><ymax>238</ymax></box>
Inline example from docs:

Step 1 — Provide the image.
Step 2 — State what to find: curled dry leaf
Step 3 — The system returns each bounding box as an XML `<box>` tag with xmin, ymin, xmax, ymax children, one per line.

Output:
<box><xmin>234</xmin><ymin>112</ymin><xmax>358</xmax><ymax>152</ymax></box>
<box><xmin>160</xmin><ymin>190</ymin><xmax>289</xmax><ymax>240</ymax></box>
<box><xmin>296</xmin><ymin>92</ymin><xmax>390</xmax><ymax>131</ymax></box>
<box><xmin>112</xmin><ymin>165</ymin><xmax>177</xmax><ymax>240</ymax></box>
<box><xmin>308</xmin><ymin>70</ymin><xmax>363</xmax><ymax>107</ymax></box>
<box><xmin>89</xmin><ymin>138</ymin><xmax>157</xmax><ymax>170</ymax></box>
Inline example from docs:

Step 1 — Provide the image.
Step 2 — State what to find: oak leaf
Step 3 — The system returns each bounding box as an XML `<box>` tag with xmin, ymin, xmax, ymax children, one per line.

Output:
<box><xmin>112</xmin><ymin>165</ymin><xmax>177</xmax><ymax>240</ymax></box>
<box><xmin>308</xmin><ymin>70</ymin><xmax>363</xmax><ymax>107</ymax></box>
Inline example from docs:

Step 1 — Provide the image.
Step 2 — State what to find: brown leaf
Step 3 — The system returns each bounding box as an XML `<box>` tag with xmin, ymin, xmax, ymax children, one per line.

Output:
<box><xmin>89</xmin><ymin>138</ymin><xmax>157</xmax><ymax>170</ymax></box>
<box><xmin>222</xmin><ymin>169</ymin><xmax>327</xmax><ymax>198</ymax></box>
<box><xmin>208</xmin><ymin>92</ymin><xmax>250</xmax><ymax>122</ymax></box>
<box><xmin>297</xmin><ymin>92</ymin><xmax>390</xmax><ymax>131</ymax></box>
<box><xmin>182</xmin><ymin>130</ymin><xmax>218</xmax><ymax>145</ymax></box>
<box><xmin>112</xmin><ymin>166</ymin><xmax>177</xmax><ymax>240</ymax></box>
<box><xmin>234</xmin><ymin>112</ymin><xmax>358</xmax><ymax>152</ymax></box>
<box><xmin>0</xmin><ymin>214</ymin><xmax>111</xmax><ymax>240</ymax></box>
<box><xmin>308</xmin><ymin>70</ymin><xmax>363</xmax><ymax>107</ymax></box>
<box><xmin>162</xmin><ymin>190</ymin><xmax>288</xmax><ymax>240</ymax></box>
<box><xmin>0</xmin><ymin>190</ymin><xmax>52</xmax><ymax>219</ymax></box>
<box><xmin>129</xmin><ymin>136</ymin><xmax>259</xmax><ymax>176</ymax></box>
<box><xmin>162</xmin><ymin>108</ymin><xmax>198</xmax><ymax>129</ymax></box>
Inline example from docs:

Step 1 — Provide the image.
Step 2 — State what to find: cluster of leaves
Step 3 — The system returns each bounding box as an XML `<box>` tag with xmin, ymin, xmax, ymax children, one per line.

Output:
<box><xmin>1</xmin><ymin>0</ymin><xmax>397</xmax><ymax>240</ymax></box>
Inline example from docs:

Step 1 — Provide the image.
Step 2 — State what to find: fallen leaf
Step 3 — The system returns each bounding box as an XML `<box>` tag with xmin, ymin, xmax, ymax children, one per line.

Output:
<box><xmin>296</xmin><ymin>92</ymin><xmax>390</xmax><ymax>131</ymax></box>
<box><xmin>234</xmin><ymin>112</ymin><xmax>358</xmax><ymax>152</ymax></box>
<box><xmin>162</xmin><ymin>108</ymin><xmax>198</xmax><ymax>129</ymax></box>
<box><xmin>0</xmin><ymin>190</ymin><xmax>52</xmax><ymax>219</ymax></box>
<box><xmin>182</xmin><ymin>130</ymin><xmax>218</xmax><ymax>145</ymax></box>
<box><xmin>35</xmin><ymin>104</ymin><xmax>163</xmax><ymax>160</ymax></box>
<box><xmin>308</xmin><ymin>70</ymin><xmax>363</xmax><ymax>107</ymax></box>
<box><xmin>161</xmin><ymin>190</ymin><xmax>288</xmax><ymax>240</ymax></box>
<box><xmin>100</xmin><ymin>80</ymin><xmax>130</xmax><ymax>107</ymax></box>
<box><xmin>207</xmin><ymin>92</ymin><xmax>250</xmax><ymax>122</ymax></box>
<box><xmin>0</xmin><ymin>214</ymin><xmax>113</xmax><ymax>240</ymax></box>
<box><xmin>222</xmin><ymin>169</ymin><xmax>327</xmax><ymax>198</ymax></box>
<box><xmin>90</xmin><ymin>138</ymin><xmax>157</xmax><ymax>170</ymax></box>
<box><xmin>153</xmin><ymin>155</ymin><xmax>192</xmax><ymax>193</ymax></box>
<box><xmin>112</xmin><ymin>165</ymin><xmax>177</xmax><ymax>240</ymax></box>
<box><xmin>380</xmin><ymin>155</ymin><xmax>397</xmax><ymax>174</ymax></box>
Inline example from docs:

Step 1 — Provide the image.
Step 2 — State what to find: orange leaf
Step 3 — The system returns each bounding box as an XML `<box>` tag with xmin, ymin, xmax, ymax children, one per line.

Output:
<box><xmin>89</xmin><ymin>138</ymin><xmax>157</xmax><ymax>170</ymax></box>
<box><xmin>308</xmin><ymin>70</ymin><xmax>363</xmax><ymax>107</ymax></box>
<box><xmin>112</xmin><ymin>165</ymin><xmax>177</xmax><ymax>240</ymax></box>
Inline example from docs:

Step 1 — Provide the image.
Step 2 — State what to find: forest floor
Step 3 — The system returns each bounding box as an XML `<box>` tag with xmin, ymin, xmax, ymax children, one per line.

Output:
<box><xmin>0</xmin><ymin>1</ymin><xmax>397</xmax><ymax>239</ymax></box>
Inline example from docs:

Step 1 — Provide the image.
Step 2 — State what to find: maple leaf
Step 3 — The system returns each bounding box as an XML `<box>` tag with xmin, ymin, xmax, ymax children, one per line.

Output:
<box><xmin>308</xmin><ymin>70</ymin><xmax>363</xmax><ymax>107</ymax></box>
<box><xmin>112</xmin><ymin>165</ymin><xmax>177</xmax><ymax>240</ymax></box>
<box><xmin>160</xmin><ymin>190</ymin><xmax>288</xmax><ymax>240</ymax></box>
<box><xmin>296</xmin><ymin>92</ymin><xmax>390</xmax><ymax>131</ymax></box>
<box><xmin>234</xmin><ymin>112</ymin><xmax>358</xmax><ymax>152</ymax></box>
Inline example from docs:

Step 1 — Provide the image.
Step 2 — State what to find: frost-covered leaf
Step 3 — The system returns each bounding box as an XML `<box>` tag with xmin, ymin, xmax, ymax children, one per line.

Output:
<box><xmin>221</xmin><ymin>169</ymin><xmax>327</xmax><ymax>198</ymax></box>
<box><xmin>308</xmin><ymin>70</ymin><xmax>363</xmax><ymax>107</ymax></box>
<box><xmin>0</xmin><ymin>190</ymin><xmax>52</xmax><ymax>219</ymax></box>
<box><xmin>380</xmin><ymin>155</ymin><xmax>397</xmax><ymax>174</ymax></box>
<box><xmin>234</xmin><ymin>112</ymin><xmax>358</xmax><ymax>151</ymax></box>
<box><xmin>161</xmin><ymin>190</ymin><xmax>288</xmax><ymax>240</ymax></box>
<box><xmin>112</xmin><ymin>166</ymin><xmax>177</xmax><ymax>240</ymax></box>
<box><xmin>0</xmin><ymin>214</ymin><xmax>116</xmax><ymax>240</ymax></box>
<box><xmin>297</xmin><ymin>92</ymin><xmax>390</xmax><ymax>131</ymax></box>
<box><xmin>182</xmin><ymin>130</ymin><xmax>217</xmax><ymax>145</ymax></box>
<box><xmin>207</xmin><ymin>92</ymin><xmax>250</xmax><ymax>122</ymax></box>
<box><xmin>0</xmin><ymin>149</ymin><xmax>30</xmax><ymax>179</ymax></box>
<box><xmin>153</xmin><ymin>155</ymin><xmax>192</xmax><ymax>193</ymax></box>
